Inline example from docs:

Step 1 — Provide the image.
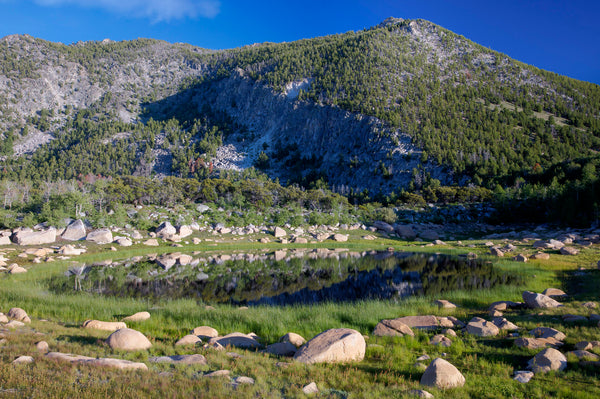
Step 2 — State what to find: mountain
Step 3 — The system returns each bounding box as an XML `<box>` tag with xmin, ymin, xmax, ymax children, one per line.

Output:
<box><xmin>0</xmin><ymin>18</ymin><xmax>599</xmax><ymax>194</ymax></box>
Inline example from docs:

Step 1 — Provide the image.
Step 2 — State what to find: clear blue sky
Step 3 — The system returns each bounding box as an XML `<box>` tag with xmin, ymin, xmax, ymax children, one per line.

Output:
<box><xmin>0</xmin><ymin>0</ymin><xmax>598</xmax><ymax>84</ymax></box>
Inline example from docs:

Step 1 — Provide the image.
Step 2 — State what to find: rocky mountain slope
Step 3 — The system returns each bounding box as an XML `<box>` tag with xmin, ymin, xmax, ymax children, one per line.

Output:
<box><xmin>0</xmin><ymin>18</ymin><xmax>598</xmax><ymax>194</ymax></box>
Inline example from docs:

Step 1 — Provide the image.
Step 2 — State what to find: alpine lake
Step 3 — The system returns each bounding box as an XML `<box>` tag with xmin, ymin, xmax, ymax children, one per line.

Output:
<box><xmin>49</xmin><ymin>248</ymin><xmax>522</xmax><ymax>306</ymax></box>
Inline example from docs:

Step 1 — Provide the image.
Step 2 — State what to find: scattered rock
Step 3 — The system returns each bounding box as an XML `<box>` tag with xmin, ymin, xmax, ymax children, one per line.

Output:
<box><xmin>280</xmin><ymin>332</ymin><xmax>306</xmax><ymax>347</ymax></box>
<box><xmin>265</xmin><ymin>342</ymin><xmax>297</xmax><ymax>357</ymax></box>
<box><xmin>528</xmin><ymin>348</ymin><xmax>567</xmax><ymax>374</ymax></box>
<box><xmin>175</xmin><ymin>334</ymin><xmax>202</xmax><ymax>346</ymax></box>
<box><xmin>5</xmin><ymin>320</ymin><xmax>25</xmax><ymax>328</ymax></box>
<box><xmin>522</xmin><ymin>291</ymin><xmax>563</xmax><ymax>308</ymax></box>
<box><xmin>46</xmin><ymin>352</ymin><xmax>147</xmax><ymax>370</ymax></box>
<box><xmin>61</xmin><ymin>219</ymin><xmax>86</xmax><ymax>241</ymax></box>
<box><xmin>373</xmin><ymin>319</ymin><xmax>415</xmax><ymax>337</ymax></box>
<box><xmin>12</xmin><ymin>355</ymin><xmax>34</xmax><ymax>364</ymax></box>
<box><xmin>466</xmin><ymin>317</ymin><xmax>500</xmax><ymax>337</ymax></box>
<box><xmin>408</xmin><ymin>389</ymin><xmax>434</xmax><ymax>398</ymax></box>
<box><xmin>332</xmin><ymin>233</ymin><xmax>348</xmax><ymax>242</ymax></box>
<box><xmin>395</xmin><ymin>315</ymin><xmax>439</xmax><ymax>330</ymax></box>
<box><xmin>302</xmin><ymin>382</ymin><xmax>319</xmax><ymax>395</ymax></box>
<box><xmin>430</xmin><ymin>334</ymin><xmax>452</xmax><ymax>347</ymax></box>
<box><xmin>204</xmin><ymin>370</ymin><xmax>231</xmax><ymax>378</ymax></box>
<box><xmin>85</xmin><ymin>228</ymin><xmax>113</xmax><ymax>245</ymax></box>
<box><xmin>274</xmin><ymin>227</ymin><xmax>287</xmax><ymax>238</ymax></box>
<box><xmin>7</xmin><ymin>307</ymin><xmax>30</xmax><ymax>322</ymax></box>
<box><xmin>490</xmin><ymin>247</ymin><xmax>504</xmax><ymax>257</ymax></box>
<box><xmin>83</xmin><ymin>320</ymin><xmax>126</xmax><ymax>332</ymax></box>
<box><xmin>191</xmin><ymin>326</ymin><xmax>219</xmax><ymax>339</ymax></box>
<box><xmin>530</xmin><ymin>252</ymin><xmax>550</xmax><ymax>260</ymax></box>
<box><xmin>35</xmin><ymin>341</ymin><xmax>49</xmax><ymax>352</ymax></box>
<box><xmin>542</xmin><ymin>288</ymin><xmax>567</xmax><ymax>297</ymax></box>
<box><xmin>7</xmin><ymin>264</ymin><xmax>27</xmax><ymax>274</ymax></box>
<box><xmin>515</xmin><ymin>337</ymin><xmax>554</xmax><ymax>350</ymax></box>
<box><xmin>121</xmin><ymin>311</ymin><xmax>151</xmax><ymax>322</ymax></box>
<box><xmin>143</xmin><ymin>239</ymin><xmax>159</xmax><ymax>246</ymax></box>
<box><xmin>149</xmin><ymin>354</ymin><xmax>207</xmax><ymax>365</ymax></box>
<box><xmin>530</xmin><ymin>327</ymin><xmax>566</xmax><ymax>341</ymax></box>
<box><xmin>156</xmin><ymin>222</ymin><xmax>176</xmax><ymax>238</ymax></box>
<box><xmin>208</xmin><ymin>332</ymin><xmax>262</xmax><ymax>350</ymax></box>
<box><xmin>492</xmin><ymin>317</ymin><xmax>519</xmax><ymax>331</ymax></box>
<box><xmin>14</xmin><ymin>228</ymin><xmax>57</xmax><ymax>246</ymax></box>
<box><xmin>513</xmin><ymin>370</ymin><xmax>534</xmax><ymax>383</ymax></box>
<box><xmin>560</xmin><ymin>247</ymin><xmax>579</xmax><ymax>256</ymax></box>
<box><xmin>567</xmin><ymin>350</ymin><xmax>600</xmax><ymax>361</ymax></box>
<box><xmin>420</xmin><ymin>358</ymin><xmax>465</xmax><ymax>389</ymax></box>
<box><xmin>106</xmin><ymin>328</ymin><xmax>152</xmax><ymax>351</ymax></box>
<box><xmin>582</xmin><ymin>302</ymin><xmax>597</xmax><ymax>309</ymax></box>
<box><xmin>514</xmin><ymin>254</ymin><xmax>528</xmax><ymax>262</ymax></box>
<box><xmin>434</xmin><ymin>300</ymin><xmax>457</xmax><ymax>309</ymax></box>
<box><xmin>294</xmin><ymin>328</ymin><xmax>365</xmax><ymax>364</ymax></box>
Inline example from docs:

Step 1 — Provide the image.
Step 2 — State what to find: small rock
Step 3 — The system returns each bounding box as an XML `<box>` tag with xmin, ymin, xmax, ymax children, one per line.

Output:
<box><xmin>35</xmin><ymin>341</ymin><xmax>49</xmax><ymax>352</ymax></box>
<box><xmin>149</xmin><ymin>354</ymin><xmax>207</xmax><ymax>365</ymax></box>
<box><xmin>83</xmin><ymin>320</ymin><xmax>127</xmax><ymax>332</ymax></box>
<box><xmin>191</xmin><ymin>326</ymin><xmax>219</xmax><ymax>339</ymax></box>
<box><xmin>420</xmin><ymin>358</ymin><xmax>465</xmax><ymax>389</ymax></box>
<box><xmin>204</xmin><ymin>370</ymin><xmax>231</xmax><ymax>378</ymax></box>
<box><xmin>7</xmin><ymin>307</ymin><xmax>30</xmax><ymax>322</ymax></box>
<box><xmin>429</xmin><ymin>334</ymin><xmax>452</xmax><ymax>347</ymax></box>
<box><xmin>373</xmin><ymin>319</ymin><xmax>415</xmax><ymax>337</ymax></box>
<box><xmin>434</xmin><ymin>300</ymin><xmax>457</xmax><ymax>309</ymax></box>
<box><xmin>12</xmin><ymin>356</ymin><xmax>34</xmax><ymax>364</ymax></box>
<box><xmin>302</xmin><ymin>382</ymin><xmax>319</xmax><ymax>395</ymax></box>
<box><xmin>121</xmin><ymin>312</ymin><xmax>151</xmax><ymax>322</ymax></box>
<box><xmin>567</xmin><ymin>350</ymin><xmax>600</xmax><ymax>361</ymax></box>
<box><xmin>280</xmin><ymin>332</ymin><xmax>306</xmax><ymax>347</ymax></box>
<box><xmin>513</xmin><ymin>370</ymin><xmax>534</xmax><ymax>383</ymax></box>
<box><xmin>408</xmin><ymin>389</ymin><xmax>434</xmax><ymax>398</ymax></box>
<box><xmin>542</xmin><ymin>288</ymin><xmax>567</xmax><ymax>297</ymax></box>
<box><xmin>530</xmin><ymin>327</ymin><xmax>566</xmax><ymax>341</ymax></box>
<box><xmin>175</xmin><ymin>334</ymin><xmax>202</xmax><ymax>346</ymax></box>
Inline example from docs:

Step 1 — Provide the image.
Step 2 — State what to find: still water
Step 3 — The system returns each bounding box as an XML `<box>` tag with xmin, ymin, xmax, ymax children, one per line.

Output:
<box><xmin>50</xmin><ymin>249</ymin><xmax>520</xmax><ymax>305</ymax></box>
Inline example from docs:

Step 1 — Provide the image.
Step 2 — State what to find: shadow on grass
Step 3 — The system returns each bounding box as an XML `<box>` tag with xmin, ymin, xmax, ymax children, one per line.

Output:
<box><xmin>563</xmin><ymin>270</ymin><xmax>600</xmax><ymax>302</ymax></box>
<box><xmin>56</xmin><ymin>334</ymin><xmax>102</xmax><ymax>347</ymax></box>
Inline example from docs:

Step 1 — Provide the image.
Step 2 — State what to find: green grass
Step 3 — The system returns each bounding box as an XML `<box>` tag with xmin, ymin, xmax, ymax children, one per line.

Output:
<box><xmin>0</xmin><ymin>235</ymin><xmax>598</xmax><ymax>398</ymax></box>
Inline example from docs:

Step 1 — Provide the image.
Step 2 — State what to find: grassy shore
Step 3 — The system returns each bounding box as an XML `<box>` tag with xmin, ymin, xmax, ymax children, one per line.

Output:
<box><xmin>0</xmin><ymin>235</ymin><xmax>598</xmax><ymax>398</ymax></box>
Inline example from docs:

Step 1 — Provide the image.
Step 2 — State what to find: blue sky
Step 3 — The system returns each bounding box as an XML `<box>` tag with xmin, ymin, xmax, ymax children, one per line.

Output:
<box><xmin>0</xmin><ymin>0</ymin><xmax>599</xmax><ymax>84</ymax></box>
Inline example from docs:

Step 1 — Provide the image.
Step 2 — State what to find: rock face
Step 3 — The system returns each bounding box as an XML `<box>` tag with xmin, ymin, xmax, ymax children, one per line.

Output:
<box><xmin>420</xmin><ymin>358</ymin><xmax>465</xmax><ymax>389</ymax></box>
<box><xmin>85</xmin><ymin>228</ymin><xmax>113</xmax><ymax>245</ymax></box>
<box><xmin>522</xmin><ymin>291</ymin><xmax>563</xmax><ymax>309</ymax></box>
<box><xmin>83</xmin><ymin>320</ymin><xmax>127</xmax><ymax>332</ymax></box>
<box><xmin>61</xmin><ymin>219</ymin><xmax>86</xmax><ymax>241</ymax></box>
<box><xmin>373</xmin><ymin>318</ymin><xmax>415</xmax><ymax>337</ymax></box>
<box><xmin>13</xmin><ymin>228</ymin><xmax>56</xmax><ymax>245</ymax></box>
<box><xmin>106</xmin><ymin>328</ymin><xmax>152</xmax><ymax>350</ymax></box>
<box><xmin>293</xmin><ymin>328</ymin><xmax>365</xmax><ymax>364</ymax></box>
<box><xmin>528</xmin><ymin>348</ymin><xmax>567</xmax><ymax>374</ymax></box>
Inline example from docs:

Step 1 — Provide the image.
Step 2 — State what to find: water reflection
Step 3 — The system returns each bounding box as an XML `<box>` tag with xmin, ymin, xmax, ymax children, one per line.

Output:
<box><xmin>49</xmin><ymin>249</ymin><xmax>520</xmax><ymax>305</ymax></box>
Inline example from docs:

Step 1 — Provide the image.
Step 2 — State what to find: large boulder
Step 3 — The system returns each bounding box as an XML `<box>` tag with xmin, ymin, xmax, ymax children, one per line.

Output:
<box><xmin>61</xmin><ymin>219</ymin><xmax>86</xmax><ymax>241</ymax></box>
<box><xmin>528</xmin><ymin>348</ymin><xmax>567</xmax><ymax>374</ymax></box>
<box><xmin>420</xmin><ymin>358</ymin><xmax>465</xmax><ymax>389</ymax></box>
<box><xmin>13</xmin><ymin>228</ymin><xmax>56</xmax><ymax>246</ymax></box>
<box><xmin>373</xmin><ymin>319</ymin><xmax>415</xmax><ymax>337</ymax></box>
<box><xmin>274</xmin><ymin>227</ymin><xmax>287</xmax><ymax>238</ymax></box>
<box><xmin>7</xmin><ymin>307</ymin><xmax>30</xmax><ymax>323</ymax></box>
<box><xmin>85</xmin><ymin>228</ymin><xmax>113</xmax><ymax>245</ymax></box>
<box><xmin>372</xmin><ymin>221</ymin><xmax>394</xmax><ymax>234</ymax></box>
<box><xmin>83</xmin><ymin>320</ymin><xmax>127</xmax><ymax>332</ymax></box>
<box><xmin>466</xmin><ymin>317</ymin><xmax>500</xmax><ymax>337</ymax></box>
<box><xmin>394</xmin><ymin>224</ymin><xmax>416</xmax><ymax>240</ymax></box>
<box><xmin>293</xmin><ymin>328</ymin><xmax>365</xmax><ymax>364</ymax></box>
<box><xmin>106</xmin><ymin>328</ymin><xmax>152</xmax><ymax>350</ymax></box>
<box><xmin>522</xmin><ymin>291</ymin><xmax>563</xmax><ymax>309</ymax></box>
<box><xmin>530</xmin><ymin>327</ymin><xmax>566</xmax><ymax>341</ymax></box>
<box><xmin>155</xmin><ymin>222</ymin><xmax>176</xmax><ymax>238</ymax></box>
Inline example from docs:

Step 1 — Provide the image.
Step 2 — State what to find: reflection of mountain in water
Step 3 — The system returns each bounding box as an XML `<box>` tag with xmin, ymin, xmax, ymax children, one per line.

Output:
<box><xmin>49</xmin><ymin>251</ymin><xmax>520</xmax><ymax>306</ymax></box>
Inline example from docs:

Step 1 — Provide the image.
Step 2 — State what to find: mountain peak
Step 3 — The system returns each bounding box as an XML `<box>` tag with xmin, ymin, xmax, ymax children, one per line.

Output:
<box><xmin>377</xmin><ymin>17</ymin><xmax>404</xmax><ymax>28</ymax></box>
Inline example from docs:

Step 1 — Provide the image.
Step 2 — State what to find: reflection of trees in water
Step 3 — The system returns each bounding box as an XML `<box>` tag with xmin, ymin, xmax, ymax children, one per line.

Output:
<box><xmin>49</xmin><ymin>252</ymin><xmax>521</xmax><ymax>305</ymax></box>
